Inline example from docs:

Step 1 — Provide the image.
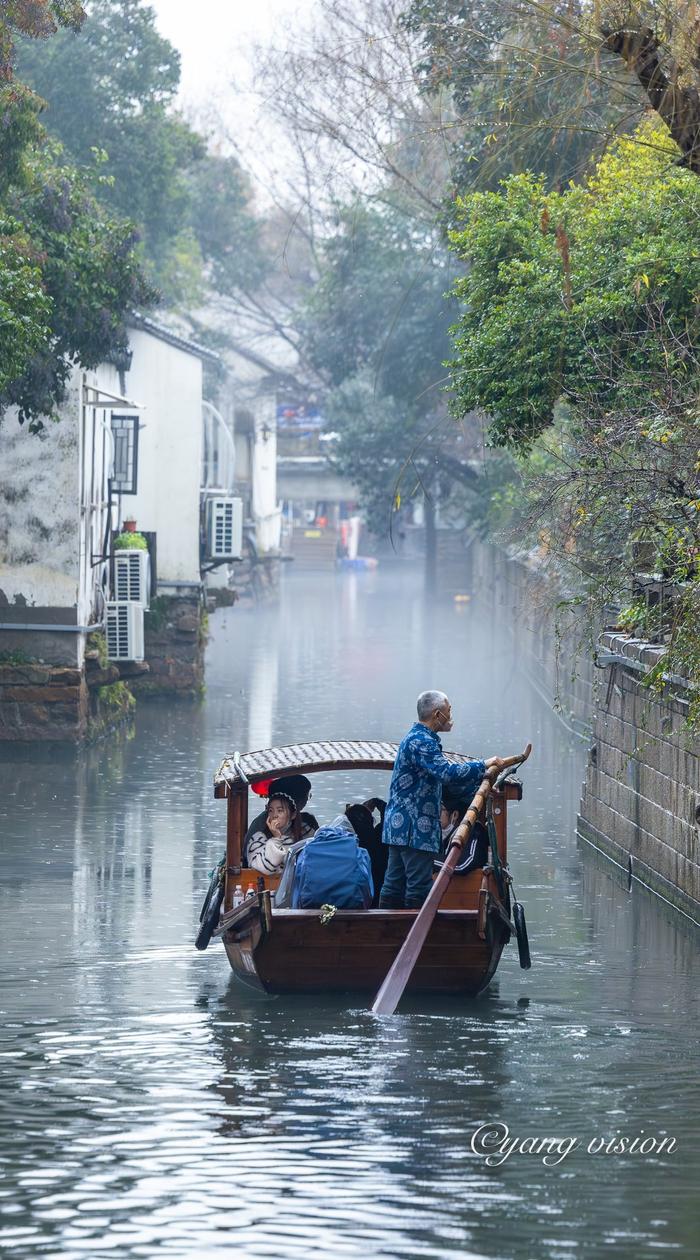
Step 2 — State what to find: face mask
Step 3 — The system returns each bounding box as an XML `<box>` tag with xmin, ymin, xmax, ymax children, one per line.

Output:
<box><xmin>441</xmin><ymin>823</ymin><xmax>454</xmax><ymax>841</ymax></box>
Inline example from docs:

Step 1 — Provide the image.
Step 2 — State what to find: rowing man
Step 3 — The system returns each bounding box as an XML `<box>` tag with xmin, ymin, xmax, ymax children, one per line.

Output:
<box><xmin>377</xmin><ymin>690</ymin><xmax>506</xmax><ymax>909</ymax></box>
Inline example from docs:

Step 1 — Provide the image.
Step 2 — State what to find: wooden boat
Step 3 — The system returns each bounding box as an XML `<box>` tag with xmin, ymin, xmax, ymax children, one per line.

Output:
<box><xmin>208</xmin><ymin>740</ymin><xmax>525</xmax><ymax>998</ymax></box>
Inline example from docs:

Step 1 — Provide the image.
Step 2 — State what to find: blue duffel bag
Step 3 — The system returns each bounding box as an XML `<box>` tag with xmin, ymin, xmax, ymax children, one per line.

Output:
<box><xmin>292</xmin><ymin>816</ymin><xmax>374</xmax><ymax>909</ymax></box>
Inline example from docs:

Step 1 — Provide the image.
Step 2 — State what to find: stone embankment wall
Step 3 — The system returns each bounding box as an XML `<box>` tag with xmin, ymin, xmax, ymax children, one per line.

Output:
<box><xmin>0</xmin><ymin>658</ymin><xmax>134</xmax><ymax>742</ymax></box>
<box><xmin>0</xmin><ymin>595</ymin><xmax>207</xmax><ymax>740</ymax></box>
<box><xmin>0</xmin><ymin>662</ymin><xmax>88</xmax><ymax>742</ymax></box>
<box><xmin>129</xmin><ymin>595</ymin><xmax>206</xmax><ymax>699</ymax></box>
<box><xmin>578</xmin><ymin>632</ymin><xmax>700</xmax><ymax>923</ymax></box>
<box><xmin>440</xmin><ymin>535</ymin><xmax>700</xmax><ymax>923</ymax></box>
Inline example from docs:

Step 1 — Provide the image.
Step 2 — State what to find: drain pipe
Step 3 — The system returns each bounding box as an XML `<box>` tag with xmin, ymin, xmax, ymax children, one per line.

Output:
<box><xmin>0</xmin><ymin>622</ymin><xmax>95</xmax><ymax>633</ymax></box>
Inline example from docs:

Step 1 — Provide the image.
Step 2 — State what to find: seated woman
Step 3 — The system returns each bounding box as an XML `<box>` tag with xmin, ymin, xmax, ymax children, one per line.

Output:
<box><xmin>247</xmin><ymin>789</ymin><xmax>316</xmax><ymax>875</ymax></box>
<box><xmin>243</xmin><ymin>775</ymin><xmax>318</xmax><ymax>866</ymax></box>
<box><xmin>435</xmin><ymin>787</ymin><xmax>489</xmax><ymax>874</ymax></box>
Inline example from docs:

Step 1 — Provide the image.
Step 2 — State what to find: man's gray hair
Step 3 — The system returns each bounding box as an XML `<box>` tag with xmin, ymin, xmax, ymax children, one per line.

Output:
<box><xmin>416</xmin><ymin>690</ymin><xmax>449</xmax><ymax>720</ymax></box>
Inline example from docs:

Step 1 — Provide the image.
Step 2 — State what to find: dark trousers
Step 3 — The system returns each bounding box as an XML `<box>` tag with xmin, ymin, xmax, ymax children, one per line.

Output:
<box><xmin>378</xmin><ymin>845</ymin><xmax>434</xmax><ymax>909</ymax></box>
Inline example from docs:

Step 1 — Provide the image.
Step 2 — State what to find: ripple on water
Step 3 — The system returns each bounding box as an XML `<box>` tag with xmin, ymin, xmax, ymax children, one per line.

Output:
<box><xmin>1</xmin><ymin>572</ymin><xmax>699</xmax><ymax>1258</ymax></box>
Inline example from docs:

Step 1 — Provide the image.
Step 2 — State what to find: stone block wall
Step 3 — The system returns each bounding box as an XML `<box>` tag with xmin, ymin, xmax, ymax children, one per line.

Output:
<box><xmin>0</xmin><ymin>658</ymin><xmax>135</xmax><ymax>742</ymax></box>
<box><xmin>438</xmin><ymin>538</ymin><xmax>700</xmax><ymax>923</ymax></box>
<box><xmin>0</xmin><ymin>595</ymin><xmax>208</xmax><ymax>739</ymax></box>
<box><xmin>129</xmin><ymin>594</ymin><xmax>206</xmax><ymax>698</ymax></box>
<box><xmin>0</xmin><ymin>663</ymin><xmax>87</xmax><ymax>741</ymax></box>
<box><xmin>578</xmin><ymin>632</ymin><xmax>700</xmax><ymax>922</ymax></box>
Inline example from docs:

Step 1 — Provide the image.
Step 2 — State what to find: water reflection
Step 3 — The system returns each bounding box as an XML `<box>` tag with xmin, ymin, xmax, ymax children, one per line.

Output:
<box><xmin>0</xmin><ymin>567</ymin><xmax>698</xmax><ymax>1258</ymax></box>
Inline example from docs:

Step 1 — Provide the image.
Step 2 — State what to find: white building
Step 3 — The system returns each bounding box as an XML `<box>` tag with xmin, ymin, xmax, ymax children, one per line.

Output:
<box><xmin>0</xmin><ymin>316</ymin><xmax>220</xmax><ymax>740</ymax></box>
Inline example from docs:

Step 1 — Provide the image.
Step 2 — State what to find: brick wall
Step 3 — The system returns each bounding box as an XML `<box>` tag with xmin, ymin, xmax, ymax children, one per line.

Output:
<box><xmin>578</xmin><ymin>632</ymin><xmax>700</xmax><ymax>922</ymax></box>
<box><xmin>438</xmin><ymin>538</ymin><xmax>700</xmax><ymax>923</ymax></box>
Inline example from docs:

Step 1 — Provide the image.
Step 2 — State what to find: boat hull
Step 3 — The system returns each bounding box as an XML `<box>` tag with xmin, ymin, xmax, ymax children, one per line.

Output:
<box><xmin>219</xmin><ymin>906</ymin><xmax>510</xmax><ymax>997</ymax></box>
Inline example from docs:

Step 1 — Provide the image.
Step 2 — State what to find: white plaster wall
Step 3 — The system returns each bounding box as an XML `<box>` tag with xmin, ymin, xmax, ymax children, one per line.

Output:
<box><xmin>0</xmin><ymin>375</ymin><xmax>81</xmax><ymax>609</ymax></box>
<box><xmin>252</xmin><ymin>393</ymin><xmax>281</xmax><ymax>553</ymax></box>
<box><xmin>234</xmin><ymin>431</ymin><xmax>251</xmax><ymax>483</ymax></box>
<box><xmin>118</xmin><ymin>328</ymin><xmax>204</xmax><ymax>585</ymax></box>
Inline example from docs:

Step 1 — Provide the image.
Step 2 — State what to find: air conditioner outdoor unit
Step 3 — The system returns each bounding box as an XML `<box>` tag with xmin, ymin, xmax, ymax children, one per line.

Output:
<box><xmin>114</xmin><ymin>548</ymin><xmax>150</xmax><ymax>609</ymax></box>
<box><xmin>105</xmin><ymin>601</ymin><xmax>145</xmax><ymax>662</ymax></box>
<box><xmin>206</xmin><ymin>496</ymin><xmax>243</xmax><ymax>560</ymax></box>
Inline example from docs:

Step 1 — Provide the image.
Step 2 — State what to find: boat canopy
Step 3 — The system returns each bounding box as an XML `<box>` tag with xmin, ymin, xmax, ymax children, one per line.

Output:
<box><xmin>214</xmin><ymin>739</ymin><xmax>479</xmax><ymax>794</ymax></box>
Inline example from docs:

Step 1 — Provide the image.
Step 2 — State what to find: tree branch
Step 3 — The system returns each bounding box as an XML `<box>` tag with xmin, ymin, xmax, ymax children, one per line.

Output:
<box><xmin>600</xmin><ymin>25</ymin><xmax>700</xmax><ymax>174</ymax></box>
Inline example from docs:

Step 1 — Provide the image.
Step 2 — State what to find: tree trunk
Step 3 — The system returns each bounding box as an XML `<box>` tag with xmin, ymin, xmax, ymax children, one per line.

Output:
<box><xmin>424</xmin><ymin>494</ymin><xmax>437</xmax><ymax>595</ymax></box>
<box><xmin>601</xmin><ymin>25</ymin><xmax>700</xmax><ymax>175</ymax></box>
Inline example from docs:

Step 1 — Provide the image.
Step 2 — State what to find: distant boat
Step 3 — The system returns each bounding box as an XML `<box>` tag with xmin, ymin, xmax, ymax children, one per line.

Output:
<box><xmin>199</xmin><ymin>740</ymin><xmax>528</xmax><ymax>998</ymax></box>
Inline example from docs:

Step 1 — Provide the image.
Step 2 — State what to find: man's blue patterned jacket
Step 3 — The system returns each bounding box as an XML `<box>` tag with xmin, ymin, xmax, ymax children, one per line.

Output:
<box><xmin>383</xmin><ymin>722</ymin><xmax>486</xmax><ymax>854</ymax></box>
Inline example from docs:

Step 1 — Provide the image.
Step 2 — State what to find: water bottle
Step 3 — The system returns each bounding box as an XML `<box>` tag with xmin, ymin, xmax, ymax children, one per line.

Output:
<box><xmin>245</xmin><ymin>882</ymin><xmax>256</xmax><ymax>899</ymax></box>
<box><xmin>233</xmin><ymin>884</ymin><xmax>243</xmax><ymax>907</ymax></box>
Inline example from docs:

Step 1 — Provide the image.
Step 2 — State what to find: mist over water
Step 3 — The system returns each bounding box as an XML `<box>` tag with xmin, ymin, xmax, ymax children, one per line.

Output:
<box><xmin>1</xmin><ymin>568</ymin><xmax>698</xmax><ymax>1259</ymax></box>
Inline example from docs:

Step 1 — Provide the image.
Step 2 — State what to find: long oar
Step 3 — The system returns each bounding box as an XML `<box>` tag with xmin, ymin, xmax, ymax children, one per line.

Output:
<box><xmin>371</xmin><ymin>743</ymin><xmax>532</xmax><ymax>1016</ymax></box>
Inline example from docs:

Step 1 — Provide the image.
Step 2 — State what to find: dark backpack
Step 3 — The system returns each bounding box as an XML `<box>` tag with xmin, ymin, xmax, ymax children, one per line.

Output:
<box><xmin>292</xmin><ymin>822</ymin><xmax>373</xmax><ymax>909</ymax></box>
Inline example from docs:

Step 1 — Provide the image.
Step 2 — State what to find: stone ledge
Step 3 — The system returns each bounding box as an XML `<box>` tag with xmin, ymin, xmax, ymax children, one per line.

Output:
<box><xmin>0</xmin><ymin>664</ymin><xmax>82</xmax><ymax>687</ymax></box>
<box><xmin>0</xmin><ymin>685</ymin><xmax>84</xmax><ymax>704</ymax></box>
<box><xmin>599</xmin><ymin>631</ymin><xmax>691</xmax><ymax>691</ymax></box>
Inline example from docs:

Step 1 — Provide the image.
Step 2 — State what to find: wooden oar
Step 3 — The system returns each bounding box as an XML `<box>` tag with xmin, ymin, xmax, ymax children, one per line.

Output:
<box><xmin>371</xmin><ymin>742</ymin><xmax>532</xmax><ymax>1015</ymax></box>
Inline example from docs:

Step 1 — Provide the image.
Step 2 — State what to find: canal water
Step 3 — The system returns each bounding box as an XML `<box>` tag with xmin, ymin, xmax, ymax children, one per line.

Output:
<box><xmin>1</xmin><ymin>568</ymin><xmax>698</xmax><ymax>1259</ymax></box>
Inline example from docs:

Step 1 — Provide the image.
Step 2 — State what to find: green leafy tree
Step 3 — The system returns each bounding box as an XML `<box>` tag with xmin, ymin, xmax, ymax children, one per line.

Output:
<box><xmin>324</xmin><ymin>372</ymin><xmax>477</xmax><ymax>562</ymax></box>
<box><xmin>17</xmin><ymin>0</ymin><xmax>203</xmax><ymax>298</ymax></box>
<box><xmin>403</xmin><ymin>0</ymin><xmax>637</xmax><ymax>198</ymax></box>
<box><xmin>2</xmin><ymin>146</ymin><xmax>156</xmax><ymax>424</ymax></box>
<box><xmin>0</xmin><ymin>1</ymin><xmax>84</xmax><ymax>79</ymax></box>
<box><xmin>0</xmin><ymin>2</ymin><xmax>85</xmax><ymax>188</ymax></box>
<box><xmin>189</xmin><ymin>155</ymin><xmax>269</xmax><ymax>297</ymax></box>
<box><xmin>305</xmin><ymin>202</ymin><xmax>458</xmax><ymax>405</ymax></box>
<box><xmin>304</xmin><ymin>202</ymin><xmax>478</xmax><ymax>582</ymax></box>
<box><xmin>448</xmin><ymin>118</ymin><xmax>700</xmax><ymax>446</ymax></box>
<box><xmin>0</xmin><ymin>0</ymin><xmax>156</xmax><ymax>425</ymax></box>
<box><xmin>403</xmin><ymin>0</ymin><xmax>700</xmax><ymax>185</ymax></box>
<box><xmin>0</xmin><ymin>223</ymin><xmax>52</xmax><ymax>393</ymax></box>
<box><xmin>448</xmin><ymin>118</ymin><xmax>700</xmax><ymax>704</ymax></box>
<box><xmin>17</xmin><ymin>2</ymin><xmax>266</xmax><ymax>304</ymax></box>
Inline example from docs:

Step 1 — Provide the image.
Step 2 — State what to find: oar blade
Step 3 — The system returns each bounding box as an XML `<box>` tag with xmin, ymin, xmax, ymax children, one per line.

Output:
<box><xmin>372</xmin><ymin>911</ymin><xmax>431</xmax><ymax>1015</ymax></box>
<box><xmin>372</xmin><ymin>861</ymin><xmax>455</xmax><ymax>1015</ymax></box>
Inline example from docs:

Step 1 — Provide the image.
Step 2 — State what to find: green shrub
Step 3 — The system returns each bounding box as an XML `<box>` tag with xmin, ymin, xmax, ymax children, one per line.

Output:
<box><xmin>86</xmin><ymin>629</ymin><xmax>108</xmax><ymax>667</ymax></box>
<box><xmin>114</xmin><ymin>531</ymin><xmax>148</xmax><ymax>551</ymax></box>
<box><xmin>97</xmin><ymin>680</ymin><xmax>135</xmax><ymax>714</ymax></box>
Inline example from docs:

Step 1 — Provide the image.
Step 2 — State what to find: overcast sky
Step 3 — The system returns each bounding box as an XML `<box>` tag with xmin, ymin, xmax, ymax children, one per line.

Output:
<box><xmin>150</xmin><ymin>1</ymin><xmax>308</xmax><ymax>118</ymax></box>
<box><xmin>149</xmin><ymin>0</ymin><xmax>316</xmax><ymax>186</ymax></box>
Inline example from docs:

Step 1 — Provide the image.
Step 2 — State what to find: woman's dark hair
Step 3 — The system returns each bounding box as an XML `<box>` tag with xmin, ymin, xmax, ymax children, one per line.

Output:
<box><xmin>265</xmin><ymin>792</ymin><xmax>301</xmax><ymax>842</ymax></box>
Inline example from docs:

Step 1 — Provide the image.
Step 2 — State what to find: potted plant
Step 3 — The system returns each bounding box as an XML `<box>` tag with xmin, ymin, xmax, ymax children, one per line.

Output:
<box><xmin>114</xmin><ymin>518</ymin><xmax>148</xmax><ymax>551</ymax></box>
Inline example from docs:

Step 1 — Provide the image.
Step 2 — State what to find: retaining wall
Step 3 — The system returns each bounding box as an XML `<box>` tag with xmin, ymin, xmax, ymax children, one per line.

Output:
<box><xmin>0</xmin><ymin>658</ymin><xmax>135</xmax><ymax>742</ymax></box>
<box><xmin>578</xmin><ymin>632</ymin><xmax>700</xmax><ymax>923</ymax></box>
<box><xmin>440</xmin><ymin>536</ymin><xmax>700</xmax><ymax>923</ymax></box>
<box><xmin>129</xmin><ymin>595</ymin><xmax>206</xmax><ymax>699</ymax></box>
